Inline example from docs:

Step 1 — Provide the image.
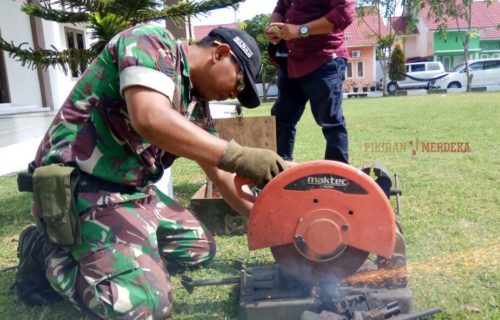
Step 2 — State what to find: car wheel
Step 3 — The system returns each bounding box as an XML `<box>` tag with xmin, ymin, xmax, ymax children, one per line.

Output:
<box><xmin>447</xmin><ymin>82</ymin><xmax>462</xmax><ymax>89</ymax></box>
<box><xmin>387</xmin><ymin>81</ymin><xmax>398</xmax><ymax>93</ymax></box>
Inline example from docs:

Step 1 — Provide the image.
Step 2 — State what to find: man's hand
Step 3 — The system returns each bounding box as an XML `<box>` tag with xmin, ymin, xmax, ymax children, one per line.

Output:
<box><xmin>269</xmin><ymin>22</ymin><xmax>300</xmax><ymax>41</ymax></box>
<box><xmin>218</xmin><ymin>140</ymin><xmax>287</xmax><ymax>188</ymax></box>
<box><xmin>264</xmin><ymin>25</ymin><xmax>282</xmax><ymax>44</ymax></box>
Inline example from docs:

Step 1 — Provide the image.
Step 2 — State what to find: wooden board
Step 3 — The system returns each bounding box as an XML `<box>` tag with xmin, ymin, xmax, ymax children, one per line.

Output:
<box><xmin>189</xmin><ymin>116</ymin><xmax>276</xmax><ymax>235</ymax></box>
<box><xmin>213</xmin><ymin>116</ymin><xmax>276</xmax><ymax>152</ymax></box>
<box><xmin>190</xmin><ymin>184</ymin><xmax>247</xmax><ymax>235</ymax></box>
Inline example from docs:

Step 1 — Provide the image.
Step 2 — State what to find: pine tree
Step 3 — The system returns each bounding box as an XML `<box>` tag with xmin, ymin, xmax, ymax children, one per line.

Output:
<box><xmin>389</xmin><ymin>44</ymin><xmax>406</xmax><ymax>81</ymax></box>
<box><xmin>0</xmin><ymin>0</ymin><xmax>244</xmax><ymax>74</ymax></box>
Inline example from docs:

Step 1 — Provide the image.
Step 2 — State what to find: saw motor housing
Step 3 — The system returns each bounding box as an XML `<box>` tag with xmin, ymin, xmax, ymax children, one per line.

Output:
<box><xmin>236</xmin><ymin>160</ymin><xmax>399</xmax><ymax>283</ymax></box>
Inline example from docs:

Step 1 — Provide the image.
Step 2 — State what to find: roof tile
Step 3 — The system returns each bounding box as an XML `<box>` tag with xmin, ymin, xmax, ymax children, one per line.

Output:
<box><xmin>421</xmin><ymin>0</ymin><xmax>500</xmax><ymax>30</ymax></box>
<box><xmin>346</xmin><ymin>9</ymin><xmax>388</xmax><ymax>46</ymax></box>
<box><xmin>193</xmin><ymin>22</ymin><xmax>238</xmax><ymax>40</ymax></box>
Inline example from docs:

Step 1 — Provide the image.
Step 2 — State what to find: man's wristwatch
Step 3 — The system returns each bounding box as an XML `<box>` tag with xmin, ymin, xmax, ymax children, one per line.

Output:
<box><xmin>299</xmin><ymin>24</ymin><xmax>310</xmax><ymax>38</ymax></box>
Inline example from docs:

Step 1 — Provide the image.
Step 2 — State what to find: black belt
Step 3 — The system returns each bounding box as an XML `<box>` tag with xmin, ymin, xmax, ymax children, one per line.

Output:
<box><xmin>17</xmin><ymin>164</ymin><xmax>138</xmax><ymax>194</ymax></box>
<box><xmin>77</xmin><ymin>172</ymin><xmax>138</xmax><ymax>194</ymax></box>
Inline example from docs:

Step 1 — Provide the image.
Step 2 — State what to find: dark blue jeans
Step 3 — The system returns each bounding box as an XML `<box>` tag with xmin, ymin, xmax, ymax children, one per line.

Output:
<box><xmin>271</xmin><ymin>58</ymin><xmax>348</xmax><ymax>163</ymax></box>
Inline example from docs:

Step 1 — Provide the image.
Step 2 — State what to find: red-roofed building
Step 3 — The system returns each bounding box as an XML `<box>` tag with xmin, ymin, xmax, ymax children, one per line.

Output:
<box><xmin>390</xmin><ymin>15</ymin><xmax>432</xmax><ymax>64</ymax></box>
<box><xmin>396</xmin><ymin>0</ymin><xmax>500</xmax><ymax>70</ymax></box>
<box><xmin>344</xmin><ymin>8</ymin><xmax>389</xmax><ymax>89</ymax></box>
<box><xmin>193</xmin><ymin>22</ymin><xmax>237</xmax><ymax>40</ymax></box>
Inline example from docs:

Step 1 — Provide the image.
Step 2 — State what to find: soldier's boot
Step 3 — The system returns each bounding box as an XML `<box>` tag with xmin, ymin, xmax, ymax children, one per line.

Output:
<box><xmin>11</xmin><ymin>225</ymin><xmax>63</xmax><ymax>306</ymax></box>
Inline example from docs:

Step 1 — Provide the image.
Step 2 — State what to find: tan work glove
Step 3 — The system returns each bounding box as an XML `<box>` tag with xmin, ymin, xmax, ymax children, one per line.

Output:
<box><xmin>218</xmin><ymin>140</ymin><xmax>287</xmax><ymax>188</ymax></box>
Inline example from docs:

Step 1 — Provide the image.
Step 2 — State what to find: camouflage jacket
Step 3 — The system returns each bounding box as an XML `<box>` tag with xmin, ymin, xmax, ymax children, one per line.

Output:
<box><xmin>34</xmin><ymin>25</ymin><xmax>215</xmax><ymax>188</ymax></box>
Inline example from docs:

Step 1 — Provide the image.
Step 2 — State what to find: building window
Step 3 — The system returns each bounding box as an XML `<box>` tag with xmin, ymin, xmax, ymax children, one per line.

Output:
<box><xmin>346</xmin><ymin>62</ymin><xmax>353</xmax><ymax>78</ymax></box>
<box><xmin>443</xmin><ymin>57</ymin><xmax>451</xmax><ymax>71</ymax></box>
<box><xmin>481</xmin><ymin>54</ymin><xmax>489</xmax><ymax>59</ymax></box>
<box><xmin>65</xmin><ymin>27</ymin><xmax>85</xmax><ymax>77</ymax></box>
<box><xmin>357</xmin><ymin>61</ymin><xmax>364</xmax><ymax>77</ymax></box>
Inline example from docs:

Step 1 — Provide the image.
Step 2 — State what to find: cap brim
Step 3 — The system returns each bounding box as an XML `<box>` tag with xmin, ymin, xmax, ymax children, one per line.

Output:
<box><xmin>237</xmin><ymin>68</ymin><xmax>260</xmax><ymax>108</ymax></box>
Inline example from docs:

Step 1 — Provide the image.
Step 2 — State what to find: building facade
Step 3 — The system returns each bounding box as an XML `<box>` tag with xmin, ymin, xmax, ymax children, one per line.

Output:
<box><xmin>397</xmin><ymin>0</ymin><xmax>500</xmax><ymax>70</ymax></box>
<box><xmin>0</xmin><ymin>0</ymin><xmax>91</xmax><ymax>111</ymax></box>
<box><xmin>344</xmin><ymin>8</ymin><xmax>389</xmax><ymax>91</ymax></box>
<box><xmin>0</xmin><ymin>0</ymin><xmax>188</xmax><ymax>113</ymax></box>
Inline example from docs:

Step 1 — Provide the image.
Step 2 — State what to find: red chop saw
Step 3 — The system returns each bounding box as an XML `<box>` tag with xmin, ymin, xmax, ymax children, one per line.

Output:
<box><xmin>235</xmin><ymin>160</ymin><xmax>397</xmax><ymax>284</ymax></box>
<box><xmin>181</xmin><ymin>160</ymin><xmax>441</xmax><ymax>319</ymax></box>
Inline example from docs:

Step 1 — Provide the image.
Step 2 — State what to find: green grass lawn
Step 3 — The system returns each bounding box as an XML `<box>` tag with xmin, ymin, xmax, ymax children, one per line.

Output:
<box><xmin>0</xmin><ymin>92</ymin><xmax>499</xmax><ymax>319</ymax></box>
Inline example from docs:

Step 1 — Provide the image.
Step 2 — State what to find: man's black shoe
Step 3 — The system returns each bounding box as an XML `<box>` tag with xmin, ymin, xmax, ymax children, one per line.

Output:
<box><xmin>11</xmin><ymin>225</ymin><xmax>63</xmax><ymax>306</ymax></box>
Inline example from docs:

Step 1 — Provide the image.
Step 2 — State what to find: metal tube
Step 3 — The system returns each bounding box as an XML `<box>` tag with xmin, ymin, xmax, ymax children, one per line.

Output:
<box><xmin>189</xmin><ymin>277</ymin><xmax>240</xmax><ymax>286</ymax></box>
<box><xmin>180</xmin><ymin>275</ymin><xmax>240</xmax><ymax>293</ymax></box>
<box><xmin>393</xmin><ymin>307</ymin><xmax>441</xmax><ymax>320</ymax></box>
<box><xmin>394</xmin><ymin>174</ymin><xmax>401</xmax><ymax>215</ymax></box>
<box><xmin>384</xmin><ymin>306</ymin><xmax>401</xmax><ymax>318</ymax></box>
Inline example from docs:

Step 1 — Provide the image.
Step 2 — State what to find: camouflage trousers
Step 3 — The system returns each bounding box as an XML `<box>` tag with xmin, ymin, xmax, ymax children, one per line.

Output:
<box><xmin>44</xmin><ymin>186</ymin><xmax>216</xmax><ymax>319</ymax></box>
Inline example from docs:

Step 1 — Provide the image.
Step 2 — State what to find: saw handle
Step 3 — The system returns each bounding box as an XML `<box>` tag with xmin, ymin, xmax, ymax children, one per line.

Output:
<box><xmin>234</xmin><ymin>176</ymin><xmax>257</xmax><ymax>203</ymax></box>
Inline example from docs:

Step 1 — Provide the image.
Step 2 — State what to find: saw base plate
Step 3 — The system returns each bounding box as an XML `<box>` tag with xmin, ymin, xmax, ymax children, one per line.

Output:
<box><xmin>238</xmin><ymin>264</ymin><xmax>414</xmax><ymax>320</ymax></box>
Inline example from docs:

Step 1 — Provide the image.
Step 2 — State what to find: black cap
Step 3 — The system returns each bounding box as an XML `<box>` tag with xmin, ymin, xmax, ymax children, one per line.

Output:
<box><xmin>208</xmin><ymin>27</ymin><xmax>262</xmax><ymax>108</ymax></box>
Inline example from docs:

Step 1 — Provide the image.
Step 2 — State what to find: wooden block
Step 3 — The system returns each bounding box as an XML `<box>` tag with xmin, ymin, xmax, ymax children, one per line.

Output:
<box><xmin>213</xmin><ymin>116</ymin><xmax>276</xmax><ymax>151</ymax></box>
<box><xmin>190</xmin><ymin>116</ymin><xmax>276</xmax><ymax>235</ymax></box>
<box><xmin>190</xmin><ymin>184</ymin><xmax>247</xmax><ymax>235</ymax></box>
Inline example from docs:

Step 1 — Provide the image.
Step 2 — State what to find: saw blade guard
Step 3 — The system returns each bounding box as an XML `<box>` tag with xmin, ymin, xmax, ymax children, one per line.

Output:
<box><xmin>238</xmin><ymin>160</ymin><xmax>396</xmax><ymax>259</ymax></box>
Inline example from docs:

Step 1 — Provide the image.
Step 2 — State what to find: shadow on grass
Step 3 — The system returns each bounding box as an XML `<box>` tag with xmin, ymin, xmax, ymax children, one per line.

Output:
<box><xmin>0</xmin><ymin>270</ymin><xmax>89</xmax><ymax>319</ymax></box>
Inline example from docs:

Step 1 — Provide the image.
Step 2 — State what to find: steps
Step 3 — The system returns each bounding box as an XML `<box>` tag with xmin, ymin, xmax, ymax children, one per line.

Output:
<box><xmin>0</xmin><ymin>103</ymin><xmax>52</xmax><ymax>116</ymax></box>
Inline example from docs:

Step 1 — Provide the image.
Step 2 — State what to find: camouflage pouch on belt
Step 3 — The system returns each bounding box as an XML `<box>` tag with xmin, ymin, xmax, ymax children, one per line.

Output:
<box><xmin>33</xmin><ymin>164</ymin><xmax>81</xmax><ymax>247</ymax></box>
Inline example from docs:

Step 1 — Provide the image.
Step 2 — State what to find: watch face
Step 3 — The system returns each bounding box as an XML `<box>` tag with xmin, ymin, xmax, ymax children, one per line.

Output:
<box><xmin>300</xmin><ymin>26</ymin><xmax>308</xmax><ymax>34</ymax></box>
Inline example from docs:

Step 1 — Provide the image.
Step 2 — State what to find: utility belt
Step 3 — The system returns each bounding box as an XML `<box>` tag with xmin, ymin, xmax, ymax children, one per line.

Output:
<box><xmin>17</xmin><ymin>163</ymin><xmax>138</xmax><ymax>247</ymax></box>
<box><xmin>18</xmin><ymin>163</ymin><xmax>138</xmax><ymax>194</ymax></box>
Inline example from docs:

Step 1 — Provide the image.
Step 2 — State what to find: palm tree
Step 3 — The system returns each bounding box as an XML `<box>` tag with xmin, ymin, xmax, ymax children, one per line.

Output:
<box><xmin>0</xmin><ymin>0</ymin><xmax>244</xmax><ymax>74</ymax></box>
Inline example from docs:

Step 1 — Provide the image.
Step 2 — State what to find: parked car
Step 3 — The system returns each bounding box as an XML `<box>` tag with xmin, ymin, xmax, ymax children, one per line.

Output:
<box><xmin>387</xmin><ymin>61</ymin><xmax>446</xmax><ymax>93</ymax></box>
<box><xmin>433</xmin><ymin>59</ymin><xmax>500</xmax><ymax>89</ymax></box>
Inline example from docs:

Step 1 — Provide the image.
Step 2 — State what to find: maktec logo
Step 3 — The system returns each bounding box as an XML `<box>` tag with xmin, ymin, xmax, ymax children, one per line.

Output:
<box><xmin>307</xmin><ymin>176</ymin><xmax>349</xmax><ymax>187</ymax></box>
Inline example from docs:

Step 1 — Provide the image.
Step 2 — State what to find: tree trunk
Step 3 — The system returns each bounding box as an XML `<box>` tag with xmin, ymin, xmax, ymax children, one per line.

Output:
<box><xmin>380</xmin><ymin>57</ymin><xmax>389</xmax><ymax>96</ymax></box>
<box><xmin>263</xmin><ymin>83</ymin><xmax>270</xmax><ymax>102</ymax></box>
<box><xmin>464</xmin><ymin>35</ymin><xmax>473</xmax><ymax>92</ymax></box>
<box><xmin>262</xmin><ymin>68</ymin><xmax>268</xmax><ymax>101</ymax></box>
<box><xmin>465</xmin><ymin>1</ymin><xmax>473</xmax><ymax>92</ymax></box>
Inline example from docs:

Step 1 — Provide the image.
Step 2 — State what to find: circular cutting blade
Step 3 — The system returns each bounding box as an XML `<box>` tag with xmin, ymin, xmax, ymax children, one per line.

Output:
<box><xmin>271</xmin><ymin>244</ymin><xmax>369</xmax><ymax>285</ymax></box>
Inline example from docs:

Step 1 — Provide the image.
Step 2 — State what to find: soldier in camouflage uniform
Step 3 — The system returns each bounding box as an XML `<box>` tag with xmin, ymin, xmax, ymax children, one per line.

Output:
<box><xmin>14</xmin><ymin>25</ymin><xmax>287</xmax><ymax>319</ymax></box>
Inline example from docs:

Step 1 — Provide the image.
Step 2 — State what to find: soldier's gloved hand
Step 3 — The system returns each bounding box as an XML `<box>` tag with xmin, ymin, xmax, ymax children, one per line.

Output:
<box><xmin>218</xmin><ymin>139</ymin><xmax>287</xmax><ymax>188</ymax></box>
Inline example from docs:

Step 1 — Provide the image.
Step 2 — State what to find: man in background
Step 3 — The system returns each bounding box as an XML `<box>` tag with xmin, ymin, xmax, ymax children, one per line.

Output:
<box><xmin>264</xmin><ymin>0</ymin><xmax>355</xmax><ymax>163</ymax></box>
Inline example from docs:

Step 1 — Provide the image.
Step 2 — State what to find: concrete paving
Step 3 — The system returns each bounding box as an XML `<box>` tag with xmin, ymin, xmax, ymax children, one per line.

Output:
<box><xmin>0</xmin><ymin>112</ymin><xmax>56</xmax><ymax>176</ymax></box>
<box><xmin>0</xmin><ymin>104</ymin><xmax>49</xmax><ymax>116</ymax></box>
<box><xmin>0</xmin><ymin>111</ymin><xmax>178</xmax><ymax>196</ymax></box>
